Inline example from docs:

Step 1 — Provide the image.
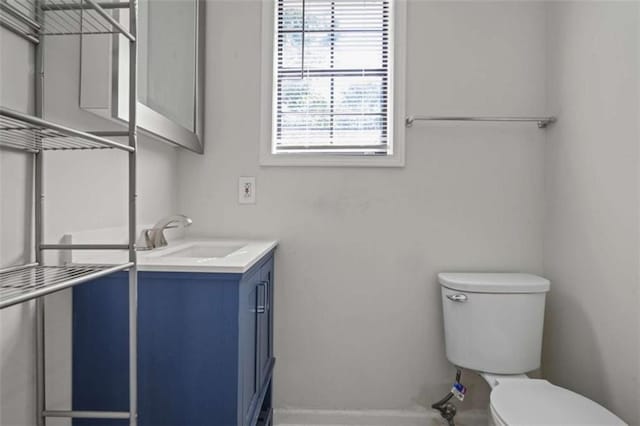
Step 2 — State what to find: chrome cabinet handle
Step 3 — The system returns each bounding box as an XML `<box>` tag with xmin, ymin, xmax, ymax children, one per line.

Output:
<box><xmin>446</xmin><ymin>293</ymin><xmax>468</xmax><ymax>303</ymax></box>
<box><xmin>257</xmin><ymin>281</ymin><xmax>268</xmax><ymax>313</ymax></box>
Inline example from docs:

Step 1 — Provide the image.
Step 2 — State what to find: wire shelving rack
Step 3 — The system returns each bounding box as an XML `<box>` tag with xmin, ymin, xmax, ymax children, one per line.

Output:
<box><xmin>0</xmin><ymin>263</ymin><xmax>133</xmax><ymax>309</ymax></box>
<box><xmin>0</xmin><ymin>0</ymin><xmax>139</xmax><ymax>424</ymax></box>
<box><xmin>0</xmin><ymin>107</ymin><xmax>134</xmax><ymax>151</ymax></box>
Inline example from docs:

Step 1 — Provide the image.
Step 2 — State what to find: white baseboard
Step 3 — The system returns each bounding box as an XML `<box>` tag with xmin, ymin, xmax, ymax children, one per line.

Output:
<box><xmin>274</xmin><ymin>408</ymin><xmax>488</xmax><ymax>426</ymax></box>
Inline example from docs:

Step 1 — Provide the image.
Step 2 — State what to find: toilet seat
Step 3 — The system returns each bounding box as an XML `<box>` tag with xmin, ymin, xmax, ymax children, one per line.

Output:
<box><xmin>490</xmin><ymin>379</ymin><xmax>626</xmax><ymax>425</ymax></box>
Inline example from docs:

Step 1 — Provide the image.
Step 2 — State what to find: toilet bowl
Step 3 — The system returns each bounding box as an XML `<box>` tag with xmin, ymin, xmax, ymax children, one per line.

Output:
<box><xmin>438</xmin><ymin>273</ymin><xmax>627</xmax><ymax>425</ymax></box>
<box><xmin>481</xmin><ymin>373</ymin><xmax>625</xmax><ymax>425</ymax></box>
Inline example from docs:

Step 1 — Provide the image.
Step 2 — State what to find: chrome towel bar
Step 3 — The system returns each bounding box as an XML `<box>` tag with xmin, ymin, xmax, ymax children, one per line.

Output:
<box><xmin>405</xmin><ymin>115</ymin><xmax>557</xmax><ymax>129</ymax></box>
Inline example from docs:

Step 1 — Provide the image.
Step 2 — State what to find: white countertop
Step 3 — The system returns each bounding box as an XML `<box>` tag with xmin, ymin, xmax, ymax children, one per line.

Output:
<box><xmin>138</xmin><ymin>239</ymin><xmax>278</xmax><ymax>273</ymax></box>
<box><xmin>71</xmin><ymin>238</ymin><xmax>278</xmax><ymax>274</ymax></box>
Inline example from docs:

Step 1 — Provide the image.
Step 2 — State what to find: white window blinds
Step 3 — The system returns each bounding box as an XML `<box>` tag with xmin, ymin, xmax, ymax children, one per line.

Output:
<box><xmin>273</xmin><ymin>0</ymin><xmax>392</xmax><ymax>155</ymax></box>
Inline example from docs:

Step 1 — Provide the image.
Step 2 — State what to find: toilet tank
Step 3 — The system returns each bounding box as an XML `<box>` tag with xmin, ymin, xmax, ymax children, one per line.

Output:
<box><xmin>439</xmin><ymin>273</ymin><xmax>550</xmax><ymax>375</ymax></box>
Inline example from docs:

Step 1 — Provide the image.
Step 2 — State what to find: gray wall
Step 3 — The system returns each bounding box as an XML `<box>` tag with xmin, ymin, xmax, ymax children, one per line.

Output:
<box><xmin>178</xmin><ymin>0</ymin><xmax>547</xmax><ymax>411</ymax></box>
<box><xmin>0</xmin><ymin>28</ymin><xmax>180</xmax><ymax>425</ymax></box>
<box><xmin>542</xmin><ymin>2</ymin><xmax>640</xmax><ymax>425</ymax></box>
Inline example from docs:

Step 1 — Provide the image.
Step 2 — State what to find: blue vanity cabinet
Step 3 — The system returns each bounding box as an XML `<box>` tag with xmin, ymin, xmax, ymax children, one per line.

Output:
<box><xmin>257</xmin><ymin>262</ymin><xmax>273</xmax><ymax>387</ymax></box>
<box><xmin>248</xmin><ymin>256</ymin><xmax>274</xmax><ymax>425</ymax></box>
<box><xmin>72</xmin><ymin>250</ymin><xmax>275</xmax><ymax>426</ymax></box>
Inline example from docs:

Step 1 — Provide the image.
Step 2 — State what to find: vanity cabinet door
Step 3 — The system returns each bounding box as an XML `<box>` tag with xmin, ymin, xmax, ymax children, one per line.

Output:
<box><xmin>241</xmin><ymin>256</ymin><xmax>275</xmax><ymax>426</ymax></box>
<box><xmin>240</xmin><ymin>274</ymin><xmax>260</xmax><ymax>425</ymax></box>
<box><xmin>257</xmin><ymin>258</ymin><xmax>274</xmax><ymax>388</ymax></box>
<box><xmin>137</xmin><ymin>274</ymin><xmax>239</xmax><ymax>426</ymax></box>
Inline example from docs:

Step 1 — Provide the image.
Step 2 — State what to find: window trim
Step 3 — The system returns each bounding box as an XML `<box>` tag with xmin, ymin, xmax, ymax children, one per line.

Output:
<box><xmin>260</xmin><ymin>0</ymin><xmax>407</xmax><ymax>167</ymax></box>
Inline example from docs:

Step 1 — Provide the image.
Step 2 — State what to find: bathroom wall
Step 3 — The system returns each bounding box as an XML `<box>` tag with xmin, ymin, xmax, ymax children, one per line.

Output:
<box><xmin>178</xmin><ymin>0</ymin><xmax>547</xmax><ymax>411</ymax></box>
<box><xmin>4</xmin><ymin>1</ymin><xmax>636</xmax><ymax>423</ymax></box>
<box><xmin>0</xmin><ymin>28</ymin><xmax>180</xmax><ymax>425</ymax></box>
<box><xmin>543</xmin><ymin>3</ymin><xmax>640</xmax><ymax>425</ymax></box>
<box><xmin>0</xmin><ymin>28</ymin><xmax>37</xmax><ymax>426</ymax></box>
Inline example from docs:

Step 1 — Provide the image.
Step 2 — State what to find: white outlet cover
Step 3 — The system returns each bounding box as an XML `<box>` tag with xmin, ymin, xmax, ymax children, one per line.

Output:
<box><xmin>238</xmin><ymin>176</ymin><xmax>256</xmax><ymax>204</ymax></box>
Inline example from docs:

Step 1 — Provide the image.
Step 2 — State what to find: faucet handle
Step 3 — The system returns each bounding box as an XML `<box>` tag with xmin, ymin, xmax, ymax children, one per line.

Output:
<box><xmin>136</xmin><ymin>229</ymin><xmax>153</xmax><ymax>251</ymax></box>
<box><xmin>152</xmin><ymin>230</ymin><xmax>169</xmax><ymax>249</ymax></box>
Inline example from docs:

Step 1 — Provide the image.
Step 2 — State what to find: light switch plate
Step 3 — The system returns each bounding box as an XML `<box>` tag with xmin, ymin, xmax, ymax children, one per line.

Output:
<box><xmin>238</xmin><ymin>177</ymin><xmax>256</xmax><ymax>204</ymax></box>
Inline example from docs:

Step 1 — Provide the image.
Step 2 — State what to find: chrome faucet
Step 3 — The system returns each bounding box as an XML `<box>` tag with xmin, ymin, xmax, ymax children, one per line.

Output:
<box><xmin>136</xmin><ymin>214</ymin><xmax>193</xmax><ymax>250</ymax></box>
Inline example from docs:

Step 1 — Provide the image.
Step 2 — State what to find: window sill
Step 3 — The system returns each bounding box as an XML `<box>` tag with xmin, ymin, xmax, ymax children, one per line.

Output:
<box><xmin>259</xmin><ymin>152</ymin><xmax>405</xmax><ymax>168</ymax></box>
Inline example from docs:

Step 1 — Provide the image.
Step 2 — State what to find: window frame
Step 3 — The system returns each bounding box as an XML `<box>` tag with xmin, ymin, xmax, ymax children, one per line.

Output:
<box><xmin>260</xmin><ymin>0</ymin><xmax>407</xmax><ymax>167</ymax></box>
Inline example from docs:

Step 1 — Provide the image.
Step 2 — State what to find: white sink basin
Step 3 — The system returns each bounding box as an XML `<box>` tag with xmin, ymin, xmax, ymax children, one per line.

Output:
<box><xmin>138</xmin><ymin>239</ymin><xmax>278</xmax><ymax>273</ymax></box>
<box><xmin>155</xmin><ymin>242</ymin><xmax>245</xmax><ymax>259</ymax></box>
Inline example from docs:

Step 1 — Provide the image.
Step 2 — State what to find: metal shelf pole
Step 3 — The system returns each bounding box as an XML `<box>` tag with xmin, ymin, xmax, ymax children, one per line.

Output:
<box><xmin>34</xmin><ymin>0</ymin><xmax>45</xmax><ymax>424</ymax></box>
<box><xmin>128</xmin><ymin>1</ymin><xmax>138</xmax><ymax>425</ymax></box>
<box><xmin>15</xmin><ymin>1</ymin><xmax>139</xmax><ymax>423</ymax></box>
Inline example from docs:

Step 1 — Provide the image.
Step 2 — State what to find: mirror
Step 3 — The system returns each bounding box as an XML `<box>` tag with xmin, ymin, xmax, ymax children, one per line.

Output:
<box><xmin>80</xmin><ymin>0</ymin><xmax>205</xmax><ymax>153</ymax></box>
<box><xmin>138</xmin><ymin>0</ymin><xmax>197</xmax><ymax>132</ymax></box>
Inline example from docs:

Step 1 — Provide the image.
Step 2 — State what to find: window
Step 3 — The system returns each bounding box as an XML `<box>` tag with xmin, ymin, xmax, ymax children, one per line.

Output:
<box><xmin>261</xmin><ymin>0</ymin><xmax>406</xmax><ymax>166</ymax></box>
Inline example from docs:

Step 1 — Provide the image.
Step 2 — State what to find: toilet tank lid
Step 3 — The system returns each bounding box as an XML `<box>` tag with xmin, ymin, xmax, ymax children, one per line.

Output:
<box><xmin>438</xmin><ymin>273</ymin><xmax>550</xmax><ymax>293</ymax></box>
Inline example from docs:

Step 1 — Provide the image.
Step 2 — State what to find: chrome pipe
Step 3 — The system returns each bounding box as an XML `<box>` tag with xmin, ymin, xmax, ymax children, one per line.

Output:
<box><xmin>405</xmin><ymin>115</ymin><xmax>557</xmax><ymax>129</ymax></box>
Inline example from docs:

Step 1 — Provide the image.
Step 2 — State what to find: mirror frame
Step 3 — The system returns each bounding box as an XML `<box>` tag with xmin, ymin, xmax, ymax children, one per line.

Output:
<box><xmin>112</xmin><ymin>0</ymin><xmax>205</xmax><ymax>154</ymax></box>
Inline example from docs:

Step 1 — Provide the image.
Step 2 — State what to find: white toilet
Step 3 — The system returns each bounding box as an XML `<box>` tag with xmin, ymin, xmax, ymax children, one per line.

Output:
<box><xmin>438</xmin><ymin>272</ymin><xmax>627</xmax><ymax>426</ymax></box>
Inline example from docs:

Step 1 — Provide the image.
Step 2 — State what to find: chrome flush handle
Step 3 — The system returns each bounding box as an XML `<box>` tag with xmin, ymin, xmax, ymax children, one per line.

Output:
<box><xmin>446</xmin><ymin>294</ymin><xmax>468</xmax><ymax>303</ymax></box>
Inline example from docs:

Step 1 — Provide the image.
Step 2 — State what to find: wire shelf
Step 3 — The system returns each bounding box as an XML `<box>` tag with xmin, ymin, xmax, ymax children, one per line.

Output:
<box><xmin>0</xmin><ymin>107</ymin><xmax>134</xmax><ymax>152</ymax></box>
<box><xmin>0</xmin><ymin>0</ymin><xmax>133</xmax><ymax>40</ymax></box>
<box><xmin>0</xmin><ymin>263</ymin><xmax>133</xmax><ymax>309</ymax></box>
